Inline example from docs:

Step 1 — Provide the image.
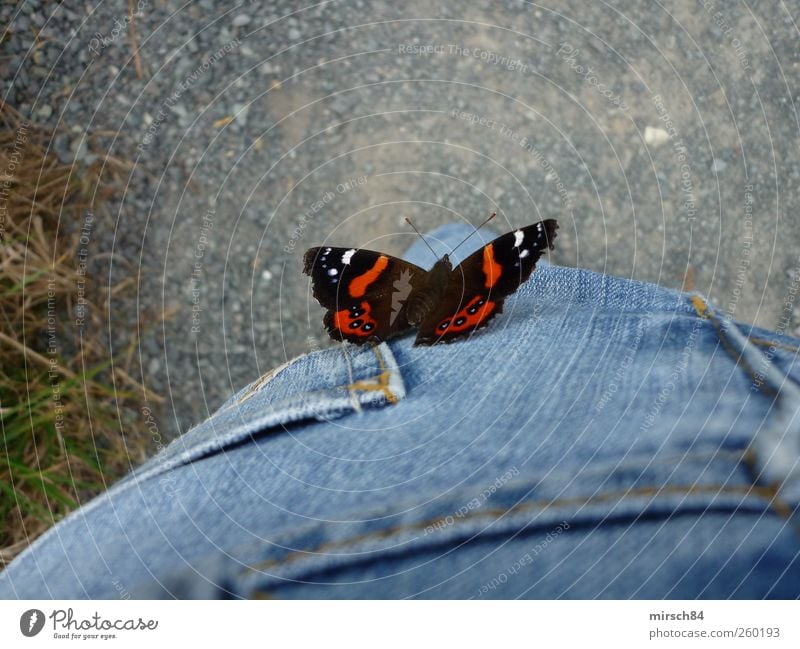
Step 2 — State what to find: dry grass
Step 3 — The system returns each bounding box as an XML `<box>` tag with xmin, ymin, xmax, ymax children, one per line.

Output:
<box><xmin>0</xmin><ymin>102</ymin><xmax>157</xmax><ymax>566</ymax></box>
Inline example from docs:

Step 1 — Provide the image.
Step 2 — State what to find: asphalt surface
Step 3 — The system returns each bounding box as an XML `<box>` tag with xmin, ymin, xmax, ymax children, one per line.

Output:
<box><xmin>4</xmin><ymin>0</ymin><xmax>800</xmax><ymax>437</ymax></box>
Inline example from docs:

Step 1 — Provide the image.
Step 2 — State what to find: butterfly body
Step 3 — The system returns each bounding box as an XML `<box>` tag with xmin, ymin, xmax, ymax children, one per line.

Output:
<box><xmin>403</xmin><ymin>255</ymin><xmax>452</xmax><ymax>326</ymax></box>
<box><xmin>303</xmin><ymin>219</ymin><xmax>557</xmax><ymax>346</ymax></box>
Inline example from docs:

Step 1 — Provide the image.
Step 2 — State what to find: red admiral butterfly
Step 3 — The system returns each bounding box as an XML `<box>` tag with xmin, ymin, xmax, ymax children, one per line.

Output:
<box><xmin>303</xmin><ymin>217</ymin><xmax>558</xmax><ymax>346</ymax></box>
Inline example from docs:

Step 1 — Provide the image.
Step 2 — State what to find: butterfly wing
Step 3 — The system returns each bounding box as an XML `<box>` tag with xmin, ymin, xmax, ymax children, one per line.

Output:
<box><xmin>304</xmin><ymin>246</ymin><xmax>427</xmax><ymax>344</ymax></box>
<box><xmin>414</xmin><ymin>219</ymin><xmax>558</xmax><ymax>345</ymax></box>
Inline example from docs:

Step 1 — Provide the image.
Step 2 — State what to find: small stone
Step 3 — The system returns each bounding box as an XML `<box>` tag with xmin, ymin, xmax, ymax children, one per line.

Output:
<box><xmin>644</xmin><ymin>126</ymin><xmax>670</xmax><ymax>146</ymax></box>
<box><xmin>71</xmin><ymin>138</ymin><xmax>87</xmax><ymax>161</ymax></box>
<box><xmin>231</xmin><ymin>102</ymin><xmax>249</xmax><ymax>119</ymax></box>
<box><xmin>37</xmin><ymin>104</ymin><xmax>52</xmax><ymax>119</ymax></box>
<box><xmin>169</xmin><ymin>102</ymin><xmax>188</xmax><ymax>118</ymax></box>
<box><xmin>711</xmin><ymin>158</ymin><xmax>728</xmax><ymax>173</ymax></box>
<box><xmin>12</xmin><ymin>16</ymin><xmax>29</xmax><ymax>31</ymax></box>
<box><xmin>232</xmin><ymin>14</ymin><xmax>251</xmax><ymax>27</ymax></box>
<box><xmin>288</xmin><ymin>28</ymin><xmax>301</xmax><ymax>40</ymax></box>
<box><xmin>54</xmin><ymin>133</ymin><xmax>70</xmax><ymax>160</ymax></box>
<box><xmin>262</xmin><ymin>269</ymin><xmax>273</xmax><ymax>281</ymax></box>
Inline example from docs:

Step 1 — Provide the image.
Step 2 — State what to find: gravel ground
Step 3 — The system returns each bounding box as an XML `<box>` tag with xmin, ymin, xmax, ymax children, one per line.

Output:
<box><xmin>3</xmin><ymin>0</ymin><xmax>800</xmax><ymax>439</ymax></box>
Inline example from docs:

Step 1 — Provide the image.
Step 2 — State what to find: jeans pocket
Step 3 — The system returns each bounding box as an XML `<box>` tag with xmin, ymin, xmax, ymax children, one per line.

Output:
<box><xmin>194</xmin><ymin>450</ymin><xmax>797</xmax><ymax>599</ymax></box>
<box><xmin>112</xmin><ymin>342</ymin><xmax>406</xmax><ymax>495</ymax></box>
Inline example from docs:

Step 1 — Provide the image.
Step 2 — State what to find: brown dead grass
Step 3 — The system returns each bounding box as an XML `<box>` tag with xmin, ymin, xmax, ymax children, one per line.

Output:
<box><xmin>0</xmin><ymin>101</ymin><xmax>158</xmax><ymax>566</ymax></box>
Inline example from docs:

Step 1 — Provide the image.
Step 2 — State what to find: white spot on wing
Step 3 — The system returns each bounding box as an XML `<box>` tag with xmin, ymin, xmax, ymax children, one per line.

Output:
<box><xmin>327</xmin><ymin>268</ymin><xmax>338</xmax><ymax>276</ymax></box>
<box><xmin>513</xmin><ymin>230</ymin><xmax>524</xmax><ymax>247</ymax></box>
<box><xmin>520</xmin><ymin>249</ymin><xmax>530</xmax><ymax>258</ymax></box>
<box><xmin>342</xmin><ymin>249</ymin><xmax>356</xmax><ymax>265</ymax></box>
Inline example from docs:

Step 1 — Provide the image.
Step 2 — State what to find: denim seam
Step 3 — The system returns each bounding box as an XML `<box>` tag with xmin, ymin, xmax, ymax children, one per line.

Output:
<box><xmin>740</xmin><ymin>449</ymin><xmax>800</xmax><ymax>534</ymax></box>
<box><xmin>749</xmin><ymin>336</ymin><xmax>800</xmax><ymax>354</ymax></box>
<box><xmin>231</xmin><ymin>356</ymin><xmax>300</xmax><ymax>408</ymax></box>
<box><xmin>241</xmin><ymin>482</ymin><xmax>778</xmax><ymax>576</ymax></box>
<box><xmin>342</xmin><ymin>344</ymin><xmax>401</xmax><ymax>405</ymax></box>
<box><xmin>231</xmin><ymin>450</ymin><xmax>744</xmax><ymax>550</ymax></box>
<box><xmin>690</xmin><ymin>295</ymin><xmax>800</xmax><ymax>386</ymax></box>
<box><xmin>690</xmin><ymin>294</ymin><xmax>800</xmax><ymax>497</ymax></box>
<box><xmin>690</xmin><ymin>295</ymin><xmax>771</xmax><ymax>393</ymax></box>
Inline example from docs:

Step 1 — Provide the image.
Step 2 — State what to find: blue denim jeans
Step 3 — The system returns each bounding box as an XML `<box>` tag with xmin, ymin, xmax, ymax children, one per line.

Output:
<box><xmin>2</xmin><ymin>224</ymin><xmax>800</xmax><ymax>599</ymax></box>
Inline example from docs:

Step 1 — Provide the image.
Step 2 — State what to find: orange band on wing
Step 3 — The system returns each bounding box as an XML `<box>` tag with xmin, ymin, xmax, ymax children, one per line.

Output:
<box><xmin>349</xmin><ymin>255</ymin><xmax>389</xmax><ymax>297</ymax></box>
<box><xmin>482</xmin><ymin>244</ymin><xmax>502</xmax><ymax>288</ymax></box>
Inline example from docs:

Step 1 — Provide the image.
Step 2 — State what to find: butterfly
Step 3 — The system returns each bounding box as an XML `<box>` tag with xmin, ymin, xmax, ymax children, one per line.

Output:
<box><xmin>303</xmin><ymin>218</ymin><xmax>558</xmax><ymax>346</ymax></box>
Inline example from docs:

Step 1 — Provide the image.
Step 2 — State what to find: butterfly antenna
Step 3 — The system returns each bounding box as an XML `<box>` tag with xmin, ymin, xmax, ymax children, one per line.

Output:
<box><xmin>449</xmin><ymin>212</ymin><xmax>497</xmax><ymax>257</ymax></box>
<box><xmin>404</xmin><ymin>217</ymin><xmax>440</xmax><ymax>261</ymax></box>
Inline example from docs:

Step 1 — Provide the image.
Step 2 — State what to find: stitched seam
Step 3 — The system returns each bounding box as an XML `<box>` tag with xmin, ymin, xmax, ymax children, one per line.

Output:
<box><xmin>234</xmin><ymin>450</ymin><xmax>745</xmax><ymax>549</ymax></box>
<box><xmin>343</xmin><ymin>345</ymin><xmax>398</xmax><ymax>405</ymax></box>
<box><xmin>690</xmin><ymin>294</ymin><xmax>711</xmax><ymax>319</ymax></box>
<box><xmin>741</xmin><ymin>449</ymin><xmax>800</xmax><ymax>539</ymax></box>
<box><xmin>242</xmin><ymin>483</ymin><xmax>775</xmax><ymax>575</ymax></box>
<box><xmin>231</xmin><ymin>356</ymin><xmax>303</xmax><ymax>408</ymax></box>
<box><xmin>693</xmin><ymin>296</ymin><xmax>800</xmax><ymax>503</ymax></box>
<box><xmin>234</xmin><ymin>346</ymin><xmax>399</xmax><ymax>414</ymax></box>
<box><xmin>690</xmin><ymin>295</ymin><xmax>778</xmax><ymax>396</ymax></box>
<box><xmin>749</xmin><ymin>336</ymin><xmax>800</xmax><ymax>354</ymax></box>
